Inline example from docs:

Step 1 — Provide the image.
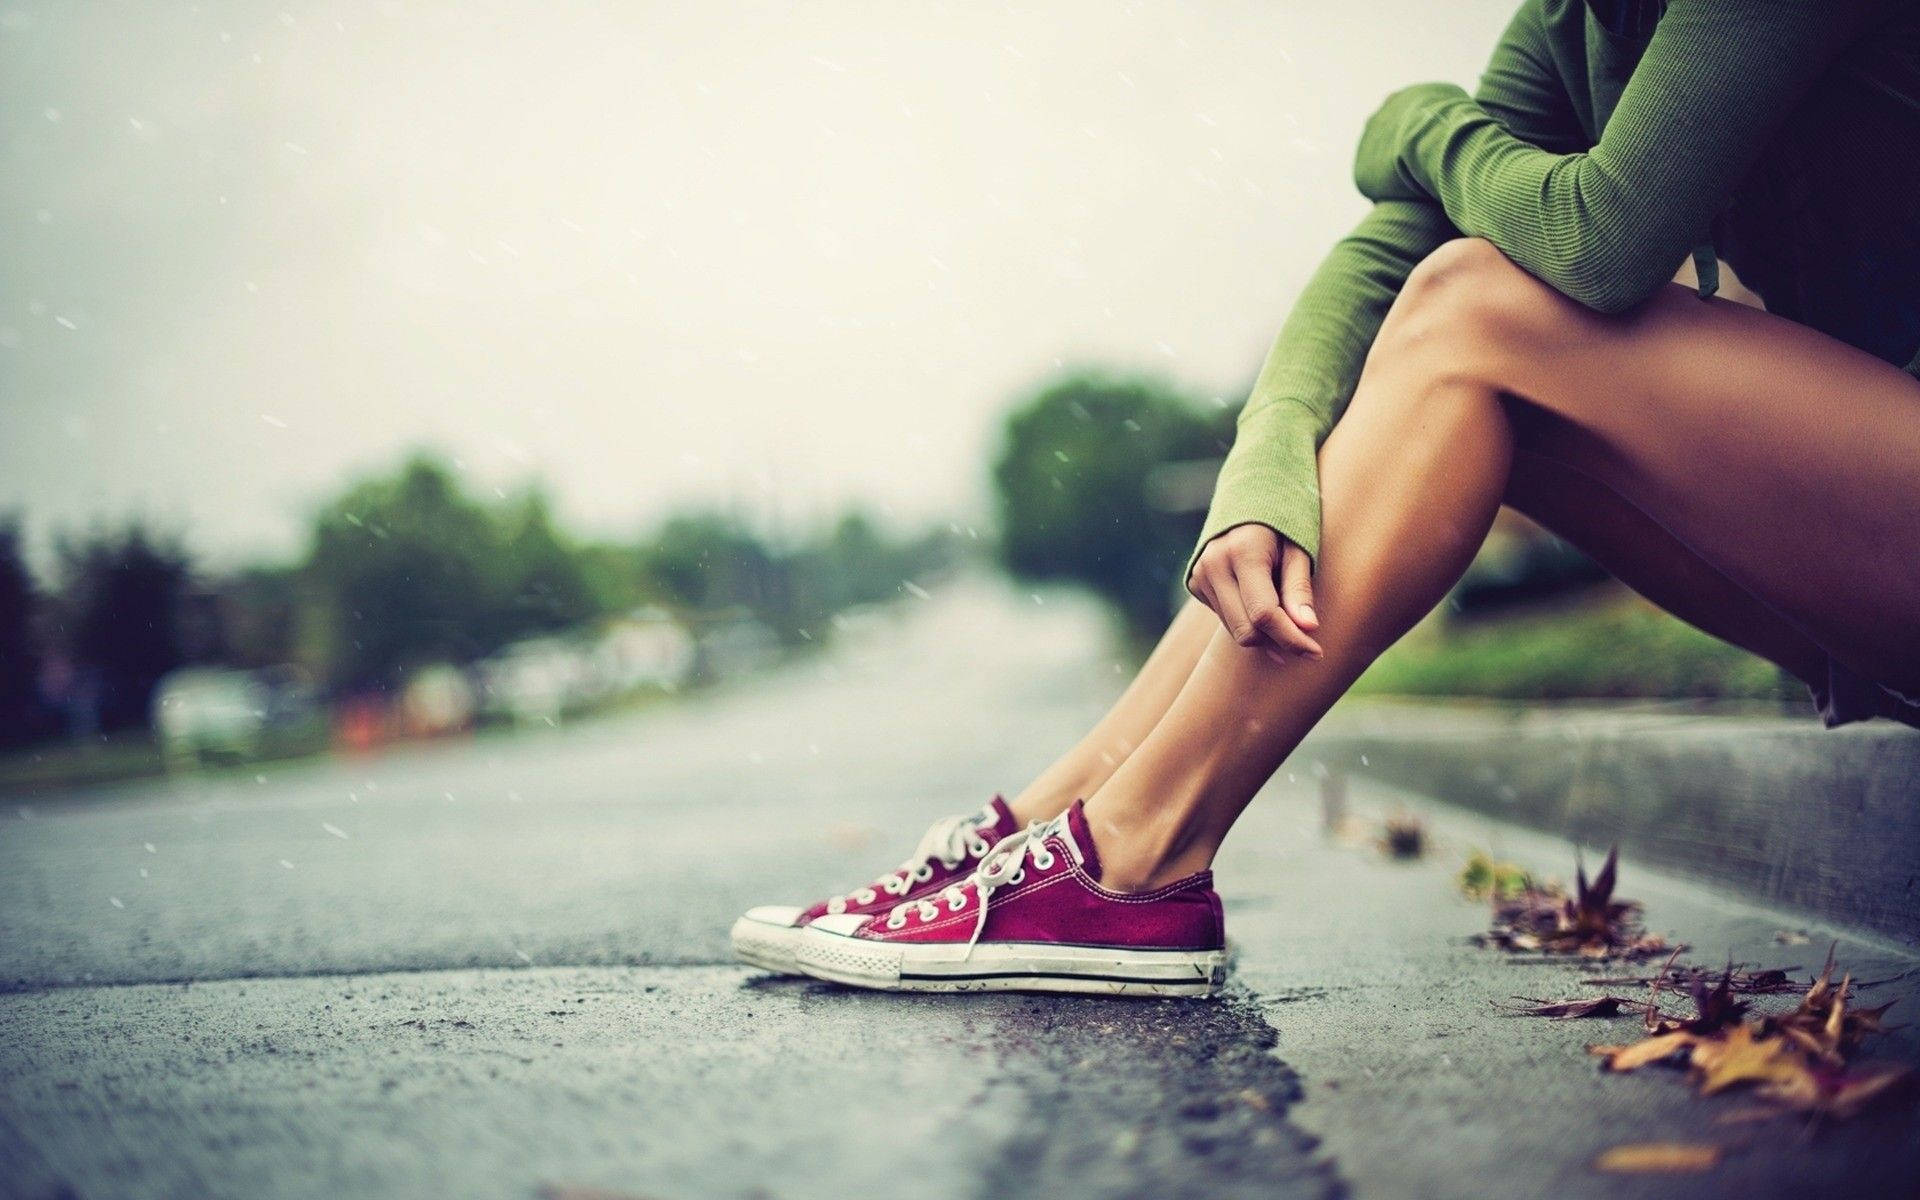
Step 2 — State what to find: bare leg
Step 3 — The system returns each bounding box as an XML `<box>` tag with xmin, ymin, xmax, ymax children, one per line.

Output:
<box><xmin>1084</xmin><ymin>237</ymin><xmax>1920</xmax><ymax>890</ymax></box>
<box><xmin>1503</xmin><ymin>453</ymin><xmax>1828</xmax><ymax>684</ymax></box>
<box><xmin>1007</xmin><ymin>599</ymin><xmax>1216</xmax><ymax>824</ymax></box>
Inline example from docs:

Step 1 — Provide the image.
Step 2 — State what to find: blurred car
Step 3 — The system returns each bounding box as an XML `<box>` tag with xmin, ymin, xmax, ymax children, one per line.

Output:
<box><xmin>592</xmin><ymin>608</ymin><xmax>696</xmax><ymax>694</ymax></box>
<box><xmin>476</xmin><ymin>638</ymin><xmax>594</xmax><ymax>726</ymax></box>
<box><xmin>399</xmin><ymin>663</ymin><xmax>477</xmax><ymax>738</ymax></box>
<box><xmin>152</xmin><ymin>665</ymin><xmax>321</xmax><ymax>770</ymax></box>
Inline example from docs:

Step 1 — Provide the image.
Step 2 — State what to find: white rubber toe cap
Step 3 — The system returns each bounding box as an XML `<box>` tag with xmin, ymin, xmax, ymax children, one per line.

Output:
<box><xmin>741</xmin><ymin>904</ymin><xmax>804</xmax><ymax>929</ymax></box>
<box><xmin>806</xmin><ymin>912</ymin><xmax>870</xmax><ymax>938</ymax></box>
<box><xmin>731</xmin><ymin>906</ymin><xmax>808</xmax><ymax>974</ymax></box>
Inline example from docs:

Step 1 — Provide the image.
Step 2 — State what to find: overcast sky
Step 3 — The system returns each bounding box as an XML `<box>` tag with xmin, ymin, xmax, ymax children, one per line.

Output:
<box><xmin>1</xmin><ymin>0</ymin><xmax>1513</xmax><ymax>568</ymax></box>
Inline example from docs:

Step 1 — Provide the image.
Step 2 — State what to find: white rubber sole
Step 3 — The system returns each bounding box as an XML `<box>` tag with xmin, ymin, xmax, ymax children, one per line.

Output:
<box><xmin>730</xmin><ymin>911</ymin><xmax>806</xmax><ymax>974</ymax></box>
<box><xmin>796</xmin><ymin>927</ymin><xmax>1227</xmax><ymax>998</ymax></box>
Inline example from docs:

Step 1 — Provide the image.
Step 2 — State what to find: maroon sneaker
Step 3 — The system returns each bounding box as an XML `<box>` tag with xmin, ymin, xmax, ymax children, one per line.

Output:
<box><xmin>795</xmin><ymin>800</ymin><xmax>1227</xmax><ymax>997</ymax></box>
<box><xmin>730</xmin><ymin>796</ymin><xmax>1020</xmax><ymax>974</ymax></box>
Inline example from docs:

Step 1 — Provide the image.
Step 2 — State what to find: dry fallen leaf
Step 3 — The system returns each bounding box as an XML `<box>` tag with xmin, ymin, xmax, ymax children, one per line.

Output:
<box><xmin>1499</xmin><ymin>995</ymin><xmax>1633</xmax><ymax>1020</ymax></box>
<box><xmin>1592</xmin><ymin>1142</ymin><xmax>1722</xmax><ymax>1173</ymax></box>
<box><xmin>1472</xmin><ymin>847</ymin><xmax>1678</xmax><ymax>962</ymax></box>
<box><xmin>1379</xmin><ymin>813</ymin><xmax>1425</xmax><ymax>860</ymax></box>
<box><xmin>1584</xmin><ymin>964</ymin><xmax>1804</xmax><ymax>997</ymax></box>
<box><xmin>1690</xmin><ymin>1024</ymin><xmax>1803</xmax><ymax>1096</ymax></box>
<box><xmin>1590</xmin><ymin>1030</ymin><xmax>1698</xmax><ymax>1072</ymax></box>
<box><xmin>1786</xmin><ymin>1066</ymin><xmax>1911</xmax><ymax>1120</ymax></box>
<box><xmin>1580</xmin><ymin>953</ymin><xmax>1908</xmax><ymax>1123</ymax></box>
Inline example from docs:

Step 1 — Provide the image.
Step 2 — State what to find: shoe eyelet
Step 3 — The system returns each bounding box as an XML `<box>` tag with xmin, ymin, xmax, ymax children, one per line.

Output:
<box><xmin>948</xmin><ymin>895</ymin><xmax>966</xmax><ymax>912</ymax></box>
<box><xmin>1034</xmin><ymin>853</ymin><xmax>1055</xmax><ymax>870</ymax></box>
<box><xmin>914</xmin><ymin>865</ymin><xmax>934</xmax><ymax>881</ymax></box>
<box><xmin>1010</xmin><ymin>871</ymin><xmax>1025</xmax><ymax>886</ymax></box>
<box><xmin>887</xmin><ymin>916</ymin><xmax>905</xmax><ymax>930</ymax></box>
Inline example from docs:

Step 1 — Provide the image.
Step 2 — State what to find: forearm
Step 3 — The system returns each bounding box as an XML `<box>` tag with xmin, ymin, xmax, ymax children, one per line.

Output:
<box><xmin>1354</xmin><ymin>0</ymin><xmax>1873</xmax><ymax>314</ymax></box>
<box><xmin>1358</xmin><ymin>82</ymin><xmax>1682</xmax><ymax>313</ymax></box>
<box><xmin>1191</xmin><ymin>199</ymin><xmax>1457</xmax><ymax>576</ymax></box>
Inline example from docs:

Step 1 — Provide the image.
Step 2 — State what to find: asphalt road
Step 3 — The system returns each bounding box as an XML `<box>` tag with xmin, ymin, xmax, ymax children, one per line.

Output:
<box><xmin>3</xmin><ymin>579</ymin><xmax>1917</xmax><ymax>1200</ymax></box>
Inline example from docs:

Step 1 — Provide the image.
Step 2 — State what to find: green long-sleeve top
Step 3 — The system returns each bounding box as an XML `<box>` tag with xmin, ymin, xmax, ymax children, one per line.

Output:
<box><xmin>1192</xmin><ymin>0</ymin><xmax>1920</xmax><ymax>579</ymax></box>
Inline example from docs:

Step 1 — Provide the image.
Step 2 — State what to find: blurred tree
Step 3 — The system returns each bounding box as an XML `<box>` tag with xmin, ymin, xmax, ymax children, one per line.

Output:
<box><xmin>52</xmin><ymin>521</ymin><xmax>191</xmax><ymax>732</ymax></box>
<box><xmin>573</xmin><ymin>541</ymin><xmax>649</xmax><ymax>616</ymax></box>
<box><xmin>214</xmin><ymin>566</ymin><xmax>307</xmax><ymax>669</ymax></box>
<box><xmin>303</xmin><ymin>454</ymin><xmax>509</xmax><ymax>688</ymax></box>
<box><xmin>641</xmin><ymin>506</ymin><xmax>963</xmax><ymax>645</ymax></box>
<box><xmin>497</xmin><ymin>490</ymin><xmax>598</xmax><ymax>639</ymax></box>
<box><xmin>640</xmin><ymin>512</ymin><xmax>780</xmax><ymax>616</ymax></box>
<box><xmin>993</xmin><ymin>373</ymin><xmax>1226</xmax><ymax>640</ymax></box>
<box><xmin>0</xmin><ymin>516</ymin><xmax>47</xmax><ymax>745</ymax></box>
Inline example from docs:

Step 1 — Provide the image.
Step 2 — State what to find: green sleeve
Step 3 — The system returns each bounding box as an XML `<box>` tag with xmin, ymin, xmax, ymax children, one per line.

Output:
<box><xmin>1354</xmin><ymin>0</ymin><xmax>1876</xmax><ymax>314</ymax></box>
<box><xmin>1187</xmin><ymin>201</ymin><xmax>1456</xmax><ymax>578</ymax></box>
<box><xmin>1188</xmin><ymin>0</ymin><xmax>1585</xmax><ymax>584</ymax></box>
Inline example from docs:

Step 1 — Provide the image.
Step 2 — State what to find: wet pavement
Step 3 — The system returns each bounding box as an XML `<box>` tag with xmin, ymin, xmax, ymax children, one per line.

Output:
<box><xmin>2</xmin><ymin>579</ymin><xmax>1917</xmax><ymax>1199</ymax></box>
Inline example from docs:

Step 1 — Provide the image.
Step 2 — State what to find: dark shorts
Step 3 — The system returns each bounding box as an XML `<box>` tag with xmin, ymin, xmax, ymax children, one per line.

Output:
<box><xmin>1809</xmin><ymin>658</ymin><xmax>1920</xmax><ymax>731</ymax></box>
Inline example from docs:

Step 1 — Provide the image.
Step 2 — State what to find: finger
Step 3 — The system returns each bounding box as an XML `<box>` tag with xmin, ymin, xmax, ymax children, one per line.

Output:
<box><xmin>1279</xmin><ymin>543</ymin><xmax>1319</xmax><ymax>631</ymax></box>
<box><xmin>1184</xmin><ymin>561</ymin><xmax>1208</xmax><ymax>603</ymax></box>
<box><xmin>1207</xmin><ymin>564</ymin><xmax>1258</xmax><ymax>646</ymax></box>
<box><xmin>1189</xmin><ymin>571</ymin><xmax>1218</xmax><ymax>619</ymax></box>
<box><xmin>1229</xmin><ymin>548</ymin><xmax>1287</xmax><ymax>647</ymax></box>
<box><xmin>1230</xmin><ymin>548</ymin><xmax>1323</xmax><ymax>659</ymax></box>
<box><xmin>1245</xmin><ymin>585</ymin><xmax>1323</xmax><ymax>658</ymax></box>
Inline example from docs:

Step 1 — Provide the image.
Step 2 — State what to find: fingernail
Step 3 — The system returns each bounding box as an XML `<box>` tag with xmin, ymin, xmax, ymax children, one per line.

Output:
<box><xmin>1299</xmin><ymin>605</ymin><xmax>1317</xmax><ymax>623</ymax></box>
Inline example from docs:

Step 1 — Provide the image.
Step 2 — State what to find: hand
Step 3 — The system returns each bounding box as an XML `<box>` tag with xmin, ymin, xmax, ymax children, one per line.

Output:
<box><xmin>1187</xmin><ymin>524</ymin><xmax>1323</xmax><ymax>662</ymax></box>
<box><xmin>1353</xmin><ymin>81</ymin><xmax>1465</xmax><ymax>202</ymax></box>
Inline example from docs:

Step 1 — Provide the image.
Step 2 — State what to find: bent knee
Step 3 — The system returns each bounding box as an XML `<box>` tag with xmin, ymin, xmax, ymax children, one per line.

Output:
<box><xmin>1382</xmin><ymin>239</ymin><xmax>1559</xmax><ymax>370</ymax></box>
<box><xmin>1389</xmin><ymin>238</ymin><xmax>1550</xmax><ymax>348</ymax></box>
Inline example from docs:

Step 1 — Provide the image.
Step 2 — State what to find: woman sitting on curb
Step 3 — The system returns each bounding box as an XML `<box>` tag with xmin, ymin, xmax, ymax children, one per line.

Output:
<box><xmin>734</xmin><ymin>0</ymin><xmax>1920</xmax><ymax>996</ymax></box>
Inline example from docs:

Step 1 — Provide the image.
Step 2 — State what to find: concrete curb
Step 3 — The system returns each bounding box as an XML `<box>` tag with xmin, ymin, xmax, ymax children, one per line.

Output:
<box><xmin>1302</xmin><ymin>700</ymin><xmax>1920</xmax><ymax>946</ymax></box>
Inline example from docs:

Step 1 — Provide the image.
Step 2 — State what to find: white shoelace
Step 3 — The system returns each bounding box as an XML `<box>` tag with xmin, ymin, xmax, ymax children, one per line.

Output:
<box><xmin>824</xmin><ymin>810</ymin><xmax>995</xmax><ymax>916</ymax></box>
<box><xmin>884</xmin><ymin>818</ymin><xmax>1060</xmax><ymax>956</ymax></box>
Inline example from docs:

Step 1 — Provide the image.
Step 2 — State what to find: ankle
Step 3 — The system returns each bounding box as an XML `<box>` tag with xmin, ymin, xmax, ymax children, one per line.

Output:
<box><xmin>1007</xmin><ymin>789</ymin><xmax>1075</xmax><ymax>826</ymax></box>
<box><xmin>1081</xmin><ymin>800</ymin><xmax>1213</xmax><ymax>893</ymax></box>
<box><xmin>1009</xmin><ymin>767</ymin><xmax>1105</xmax><ymax>825</ymax></box>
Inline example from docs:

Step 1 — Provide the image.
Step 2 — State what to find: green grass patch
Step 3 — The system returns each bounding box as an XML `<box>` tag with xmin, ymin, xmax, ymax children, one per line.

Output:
<box><xmin>1354</xmin><ymin>588</ymin><xmax>1802</xmax><ymax>701</ymax></box>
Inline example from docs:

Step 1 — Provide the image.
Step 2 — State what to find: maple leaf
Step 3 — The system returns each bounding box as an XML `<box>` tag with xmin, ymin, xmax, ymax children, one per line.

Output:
<box><xmin>1781</xmin><ymin>1066</ymin><xmax>1912</xmax><ymax>1120</ymax></box>
<box><xmin>1680</xmin><ymin>967</ymin><xmax>1749</xmax><ymax>1035</ymax></box>
<box><xmin>1689</xmin><ymin>1024</ymin><xmax>1804</xmax><ymax>1096</ymax></box>
<box><xmin>1576</xmin><ymin>947</ymin><xmax>1910</xmax><ymax>1123</ymax></box>
<box><xmin>1589</xmin><ymin>1030</ymin><xmax>1698</xmax><ymax>1072</ymax></box>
